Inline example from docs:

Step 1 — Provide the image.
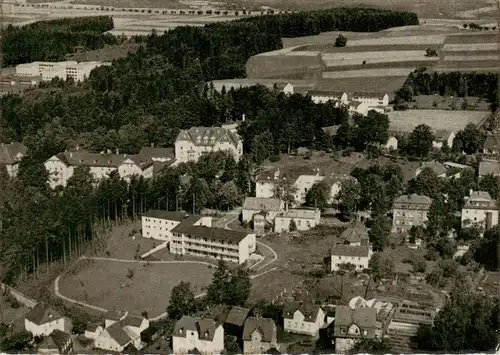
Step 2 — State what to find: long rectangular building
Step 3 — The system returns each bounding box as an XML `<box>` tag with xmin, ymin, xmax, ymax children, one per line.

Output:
<box><xmin>170</xmin><ymin>220</ymin><xmax>256</xmax><ymax>264</ymax></box>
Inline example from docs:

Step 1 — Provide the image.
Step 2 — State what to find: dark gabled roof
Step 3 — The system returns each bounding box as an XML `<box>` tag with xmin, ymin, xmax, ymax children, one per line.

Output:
<box><xmin>479</xmin><ymin>160</ymin><xmax>500</xmax><ymax>176</ymax></box>
<box><xmin>242</xmin><ymin>317</ymin><xmax>276</xmax><ymax>343</ymax></box>
<box><xmin>225</xmin><ymin>306</ymin><xmax>250</xmax><ymax>327</ymax></box>
<box><xmin>172</xmin><ymin>224</ymin><xmax>250</xmax><ymax>244</ymax></box>
<box><xmin>38</xmin><ymin>335</ymin><xmax>59</xmax><ymax>351</ymax></box>
<box><xmin>393</xmin><ymin>194</ymin><xmax>433</xmax><ymax>208</ymax></box>
<box><xmin>139</xmin><ymin>147</ymin><xmax>174</xmax><ymax>159</ymax></box>
<box><xmin>352</xmin><ymin>92</ymin><xmax>388</xmax><ymax>99</ymax></box>
<box><xmin>334</xmin><ymin>305</ymin><xmax>377</xmax><ymax>329</ymax></box>
<box><xmin>205</xmin><ymin>304</ymin><xmax>230</xmax><ymax>324</ymax></box>
<box><xmin>434</xmin><ymin>130</ymin><xmax>453</xmax><ymax>141</ymax></box>
<box><xmin>330</xmin><ymin>245</ymin><xmax>370</xmax><ymax>258</ymax></box>
<box><xmin>106</xmin><ymin>321</ymin><xmax>132</xmax><ymax>346</ymax></box>
<box><xmin>340</xmin><ymin>221</ymin><xmax>369</xmax><ymax>244</ymax></box>
<box><xmin>142</xmin><ymin>210</ymin><xmax>188</xmax><ymax>221</ymax></box>
<box><xmin>176</xmin><ymin>127</ymin><xmax>240</xmax><ymax>148</ymax></box>
<box><xmin>174</xmin><ymin>316</ymin><xmax>219</xmax><ymax>341</ymax></box>
<box><xmin>0</xmin><ymin>142</ymin><xmax>28</xmax><ymax>165</ymax></box>
<box><xmin>121</xmin><ymin>316</ymin><xmax>145</xmax><ymax>328</ymax></box>
<box><xmin>25</xmin><ymin>303</ymin><xmax>63</xmax><ymax>325</ymax></box>
<box><xmin>283</xmin><ymin>302</ymin><xmax>321</xmax><ymax>321</ymax></box>
<box><xmin>243</xmin><ymin>197</ymin><xmax>282</xmax><ymax>212</ymax></box>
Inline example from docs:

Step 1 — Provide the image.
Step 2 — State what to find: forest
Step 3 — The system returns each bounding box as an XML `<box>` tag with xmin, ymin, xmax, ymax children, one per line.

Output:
<box><xmin>2</xmin><ymin>16</ymin><xmax>118</xmax><ymax>66</ymax></box>
<box><xmin>395</xmin><ymin>69</ymin><xmax>498</xmax><ymax>110</ymax></box>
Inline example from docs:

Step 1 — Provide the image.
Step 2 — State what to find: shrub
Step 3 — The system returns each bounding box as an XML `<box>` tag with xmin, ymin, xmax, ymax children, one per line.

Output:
<box><xmin>127</xmin><ymin>268</ymin><xmax>134</xmax><ymax>279</ymax></box>
<box><xmin>335</xmin><ymin>34</ymin><xmax>347</xmax><ymax>47</ymax></box>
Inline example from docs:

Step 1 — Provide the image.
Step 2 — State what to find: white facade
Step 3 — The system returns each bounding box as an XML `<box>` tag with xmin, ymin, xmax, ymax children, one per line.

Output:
<box><xmin>94</xmin><ymin>329</ymin><xmax>130</xmax><ymax>352</ymax></box>
<box><xmin>44</xmin><ymin>152</ymin><xmax>153</xmax><ymax>189</ymax></box>
<box><xmin>15</xmin><ymin>61</ymin><xmax>111</xmax><ymax>82</ymax></box>
<box><xmin>330</xmin><ymin>246</ymin><xmax>373</xmax><ymax>272</ymax></box>
<box><xmin>274</xmin><ymin>208</ymin><xmax>321</xmax><ymax>233</ymax></box>
<box><xmin>433</xmin><ymin>131</ymin><xmax>456</xmax><ymax>150</ymax></box>
<box><xmin>293</xmin><ymin>174</ymin><xmax>324</xmax><ymax>204</ymax></box>
<box><xmin>141</xmin><ymin>211</ymin><xmax>194</xmax><ymax>242</ymax></box>
<box><xmin>351</xmin><ymin>93</ymin><xmax>389</xmax><ymax>107</ymax></box>
<box><xmin>171</xmin><ymin>227</ymin><xmax>256</xmax><ymax>265</ymax></box>
<box><xmin>385</xmin><ymin>136</ymin><xmax>398</xmax><ymax>150</ymax></box>
<box><xmin>241</xmin><ymin>197</ymin><xmax>284</xmax><ymax>223</ymax></box>
<box><xmin>461</xmin><ymin>191</ymin><xmax>499</xmax><ymax>231</ymax></box>
<box><xmin>174</xmin><ymin>127</ymin><xmax>243</xmax><ymax>164</ymax></box>
<box><xmin>25</xmin><ymin>317</ymin><xmax>72</xmax><ymax>337</ymax></box>
<box><xmin>85</xmin><ymin>326</ymin><xmax>103</xmax><ymax>340</ymax></box>
<box><xmin>348</xmin><ymin>102</ymin><xmax>370</xmax><ymax>116</ymax></box>
<box><xmin>172</xmin><ymin>323</ymin><xmax>224</xmax><ymax>354</ymax></box>
<box><xmin>310</xmin><ymin>92</ymin><xmax>348</xmax><ymax>105</ymax></box>
<box><xmin>283</xmin><ymin>308</ymin><xmax>325</xmax><ymax>337</ymax></box>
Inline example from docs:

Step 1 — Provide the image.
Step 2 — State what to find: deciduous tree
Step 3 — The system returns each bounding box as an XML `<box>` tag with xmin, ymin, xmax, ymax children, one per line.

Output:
<box><xmin>167</xmin><ymin>281</ymin><xmax>196</xmax><ymax>320</ymax></box>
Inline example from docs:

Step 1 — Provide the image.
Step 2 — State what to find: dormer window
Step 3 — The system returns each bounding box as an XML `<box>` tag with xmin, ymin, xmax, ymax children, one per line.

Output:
<box><xmin>204</xmin><ymin>331</ymin><xmax>209</xmax><ymax>337</ymax></box>
<box><xmin>179</xmin><ymin>328</ymin><xmax>183</xmax><ymax>334</ymax></box>
<box><xmin>93</xmin><ymin>160</ymin><xmax>97</xmax><ymax>163</ymax></box>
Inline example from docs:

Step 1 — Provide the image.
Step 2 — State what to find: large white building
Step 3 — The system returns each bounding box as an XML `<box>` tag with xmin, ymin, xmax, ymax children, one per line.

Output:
<box><xmin>461</xmin><ymin>191</ymin><xmax>499</xmax><ymax>231</ymax></box>
<box><xmin>24</xmin><ymin>304</ymin><xmax>72</xmax><ymax>337</ymax></box>
<box><xmin>172</xmin><ymin>316</ymin><xmax>224</xmax><ymax>354</ymax></box>
<box><xmin>15</xmin><ymin>61</ymin><xmax>111</xmax><ymax>82</ymax></box>
<box><xmin>170</xmin><ymin>216</ymin><xmax>256</xmax><ymax>264</ymax></box>
<box><xmin>44</xmin><ymin>150</ymin><xmax>154</xmax><ymax>188</ymax></box>
<box><xmin>141</xmin><ymin>210</ymin><xmax>199</xmax><ymax>242</ymax></box>
<box><xmin>174</xmin><ymin>127</ymin><xmax>243</xmax><ymax>164</ymax></box>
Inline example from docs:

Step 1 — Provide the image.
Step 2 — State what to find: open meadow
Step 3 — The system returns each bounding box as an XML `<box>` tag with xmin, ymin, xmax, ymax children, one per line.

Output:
<box><xmin>388</xmin><ymin>109</ymin><xmax>490</xmax><ymax>133</ymax></box>
<box><xmin>58</xmin><ymin>258</ymin><xmax>214</xmax><ymax>318</ymax></box>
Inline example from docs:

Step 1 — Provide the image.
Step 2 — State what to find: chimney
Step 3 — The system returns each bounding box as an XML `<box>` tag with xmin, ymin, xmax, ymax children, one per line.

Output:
<box><xmin>151</xmin><ymin>142</ymin><xmax>154</xmax><ymax>148</ymax></box>
<box><xmin>469</xmin><ymin>189</ymin><xmax>473</xmax><ymax>196</ymax></box>
<box><xmin>70</xmin><ymin>152</ymin><xmax>73</xmax><ymax>158</ymax></box>
<box><xmin>242</xmin><ymin>113</ymin><xmax>246</xmax><ymax>122</ymax></box>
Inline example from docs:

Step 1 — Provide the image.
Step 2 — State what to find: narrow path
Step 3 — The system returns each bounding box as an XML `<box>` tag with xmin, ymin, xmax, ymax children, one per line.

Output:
<box><xmin>254</xmin><ymin>240</ymin><xmax>278</xmax><ymax>271</ymax></box>
<box><xmin>81</xmin><ymin>255</ymin><xmax>214</xmax><ymax>267</ymax></box>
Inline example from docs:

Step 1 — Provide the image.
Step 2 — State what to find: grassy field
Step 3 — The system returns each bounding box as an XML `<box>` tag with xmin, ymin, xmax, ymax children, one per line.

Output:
<box><xmin>322</xmin><ymin>68</ymin><xmax>415</xmax><ymax>78</ymax></box>
<box><xmin>388</xmin><ymin>109</ymin><xmax>490</xmax><ymax>133</ymax></box>
<box><xmin>59</xmin><ymin>258</ymin><xmax>214</xmax><ymax>317</ymax></box>
<box><xmin>414</xmin><ymin>95</ymin><xmax>490</xmax><ymax>111</ymax></box>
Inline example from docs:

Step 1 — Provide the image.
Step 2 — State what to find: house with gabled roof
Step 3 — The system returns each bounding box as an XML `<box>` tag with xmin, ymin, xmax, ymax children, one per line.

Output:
<box><xmin>44</xmin><ymin>149</ymin><xmax>154</xmax><ymax>189</ymax></box>
<box><xmin>333</xmin><ymin>306</ymin><xmax>381</xmax><ymax>353</ymax></box>
<box><xmin>483</xmin><ymin>135</ymin><xmax>500</xmax><ymax>155</ymax></box>
<box><xmin>94</xmin><ymin>313</ymin><xmax>149</xmax><ymax>352</ymax></box>
<box><xmin>283</xmin><ymin>302</ymin><xmax>325</xmax><ymax>337</ymax></box>
<box><xmin>0</xmin><ymin>142</ymin><xmax>28</xmax><ymax>178</ymax></box>
<box><xmin>461</xmin><ymin>190</ymin><xmax>499</xmax><ymax>231</ymax></box>
<box><xmin>24</xmin><ymin>303</ymin><xmax>72</xmax><ymax>336</ymax></box>
<box><xmin>242</xmin><ymin>317</ymin><xmax>278</xmax><ymax>354</ymax></box>
<box><xmin>224</xmin><ymin>306</ymin><xmax>251</xmax><ymax>338</ymax></box>
<box><xmin>242</xmin><ymin>197</ymin><xmax>284</xmax><ymax>225</ymax></box>
<box><xmin>433</xmin><ymin>130</ymin><xmax>455</xmax><ymax>150</ymax></box>
<box><xmin>478</xmin><ymin>159</ymin><xmax>500</xmax><ymax>178</ymax></box>
<box><xmin>274</xmin><ymin>208</ymin><xmax>321</xmax><ymax>233</ymax></box>
<box><xmin>351</xmin><ymin>92</ymin><xmax>390</xmax><ymax>108</ymax></box>
<box><xmin>330</xmin><ymin>245</ymin><xmax>373</xmax><ymax>272</ymax></box>
<box><xmin>172</xmin><ymin>316</ymin><xmax>224</xmax><ymax>354</ymax></box>
<box><xmin>308</xmin><ymin>90</ymin><xmax>349</xmax><ymax>105</ymax></box>
<box><xmin>340</xmin><ymin>221</ymin><xmax>370</xmax><ymax>246</ymax></box>
<box><xmin>392</xmin><ymin>194</ymin><xmax>433</xmax><ymax>234</ymax></box>
<box><xmin>38</xmin><ymin>329</ymin><xmax>73</xmax><ymax>354</ymax></box>
<box><xmin>174</xmin><ymin>127</ymin><xmax>243</xmax><ymax>164</ymax></box>
<box><xmin>415</xmin><ymin>161</ymin><xmax>447</xmax><ymax>178</ymax></box>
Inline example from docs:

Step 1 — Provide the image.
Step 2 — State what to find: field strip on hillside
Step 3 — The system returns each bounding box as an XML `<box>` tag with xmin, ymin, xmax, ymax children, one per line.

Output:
<box><xmin>433</xmin><ymin>67</ymin><xmax>499</xmax><ymax>73</ymax></box>
<box><xmin>322</xmin><ymin>68</ymin><xmax>416</xmax><ymax>78</ymax></box>
<box><xmin>443</xmin><ymin>43</ymin><xmax>497</xmax><ymax>51</ymax></box>
<box><xmin>321</xmin><ymin>50</ymin><xmax>428</xmax><ymax>61</ymax></box>
<box><xmin>346</xmin><ymin>34</ymin><xmax>447</xmax><ymax>46</ymax></box>
<box><xmin>323</xmin><ymin>57</ymin><xmax>436</xmax><ymax>67</ymax></box>
<box><xmin>443</xmin><ymin>55</ymin><xmax>499</xmax><ymax>61</ymax></box>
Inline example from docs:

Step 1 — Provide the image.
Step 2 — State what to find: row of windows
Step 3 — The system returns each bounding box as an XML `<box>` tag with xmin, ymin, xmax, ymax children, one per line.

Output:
<box><xmin>335</xmin><ymin>263</ymin><xmax>364</xmax><ymax>269</ymax></box>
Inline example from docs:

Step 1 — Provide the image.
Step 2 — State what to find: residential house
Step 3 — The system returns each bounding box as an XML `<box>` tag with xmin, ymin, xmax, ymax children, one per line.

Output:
<box><xmin>479</xmin><ymin>159</ymin><xmax>500</xmax><ymax>178</ymax></box>
<box><xmin>415</xmin><ymin>161</ymin><xmax>447</xmax><ymax>178</ymax></box>
<box><xmin>321</xmin><ymin>125</ymin><xmax>341</xmax><ymax>137</ymax></box>
<box><xmin>224</xmin><ymin>306</ymin><xmax>251</xmax><ymax>338</ymax></box>
<box><xmin>170</xmin><ymin>216</ymin><xmax>256</xmax><ymax>264</ymax></box>
<box><xmin>348</xmin><ymin>101</ymin><xmax>369</xmax><ymax>116</ymax></box>
<box><xmin>0</xmin><ymin>142</ymin><xmax>28</xmax><ymax>178</ymax></box>
<box><xmin>323</xmin><ymin>175</ymin><xmax>357</xmax><ymax>204</ymax></box>
<box><xmin>351</xmin><ymin>92</ymin><xmax>390</xmax><ymax>108</ymax></box>
<box><xmin>84</xmin><ymin>324</ymin><xmax>103</xmax><ymax>340</ymax></box>
<box><xmin>292</xmin><ymin>170</ymin><xmax>324</xmax><ymax>204</ymax></box>
<box><xmin>242</xmin><ymin>197</ymin><xmax>284</xmax><ymax>225</ymax></box>
<box><xmin>432</xmin><ymin>130</ymin><xmax>455</xmax><ymax>150</ymax></box>
<box><xmin>330</xmin><ymin>245</ymin><xmax>373</xmax><ymax>272</ymax></box>
<box><xmin>172</xmin><ymin>316</ymin><xmax>224</xmax><ymax>354</ymax></box>
<box><xmin>283</xmin><ymin>303</ymin><xmax>325</xmax><ymax>337</ymax></box>
<box><xmin>340</xmin><ymin>221</ymin><xmax>370</xmax><ymax>246</ymax></box>
<box><xmin>308</xmin><ymin>90</ymin><xmax>348</xmax><ymax>105</ymax></box>
<box><xmin>24</xmin><ymin>304</ymin><xmax>72</xmax><ymax>337</ymax></box>
<box><xmin>274</xmin><ymin>208</ymin><xmax>321</xmax><ymax>233</ymax></box>
<box><xmin>242</xmin><ymin>317</ymin><xmax>278</xmax><ymax>354</ymax></box>
<box><xmin>44</xmin><ymin>149</ymin><xmax>154</xmax><ymax>188</ymax></box>
<box><xmin>94</xmin><ymin>314</ymin><xmax>149</xmax><ymax>352</ymax></box>
<box><xmin>483</xmin><ymin>135</ymin><xmax>500</xmax><ymax>155</ymax></box>
<box><xmin>174</xmin><ymin>127</ymin><xmax>243</xmax><ymax>164</ymax></box>
<box><xmin>384</xmin><ymin>136</ymin><xmax>398</xmax><ymax>151</ymax></box>
<box><xmin>461</xmin><ymin>190</ymin><xmax>499</xmax><ymax>231</ymax></box>
<box><xmin>333</xmin><ymin>306</ymin><xmax>380</xmax><ymax>353</ymax></box>
<box><xmin>348</xmin><ymin>296</ymin><xmax>395</xmax><ymax>324</ymax></box>
<box><xmin>38</xmin><ymin>330</ymin><xmax>73</xmax><ymax>354</ymax></box>
<box><xmin>392</xmin><ymin>194</ymin><xmax>433</xmax><ymax>233</ymax></box>
<box><xmin>142</xmin><ymin>210</ymin><xmax>194</xmax><ymax>242</ymax></box>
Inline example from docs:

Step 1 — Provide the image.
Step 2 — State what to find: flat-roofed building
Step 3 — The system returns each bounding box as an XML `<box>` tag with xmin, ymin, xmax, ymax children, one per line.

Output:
<box><xmin>170</xmin><ymin>219</ymin><xmax>257</xmax><ymax>264</ymax></box>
